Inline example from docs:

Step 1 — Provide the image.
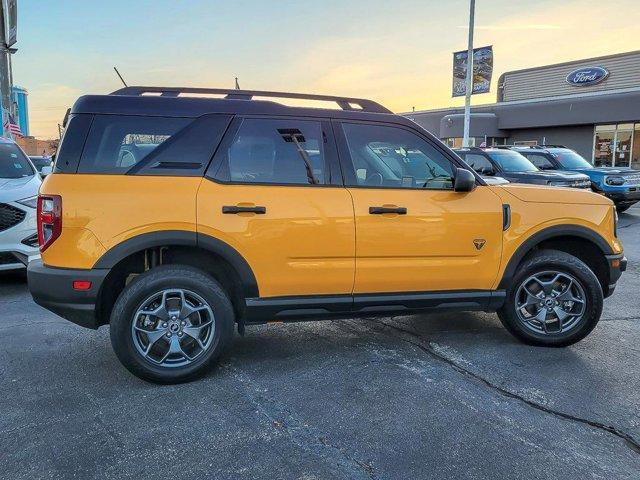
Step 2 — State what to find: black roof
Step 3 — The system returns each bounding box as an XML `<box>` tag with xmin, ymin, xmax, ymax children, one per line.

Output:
<box><xmin>70</xmin><ymin>86</ymin><xmax>409</xmax><ymax>125</ymax></box>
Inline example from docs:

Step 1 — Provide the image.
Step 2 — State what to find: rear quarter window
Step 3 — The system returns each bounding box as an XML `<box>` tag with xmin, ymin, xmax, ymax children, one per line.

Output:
<box><xmin>77</xmin><ymin>114</ymin><xmax>231</xmax><ymax>175</ymax></box>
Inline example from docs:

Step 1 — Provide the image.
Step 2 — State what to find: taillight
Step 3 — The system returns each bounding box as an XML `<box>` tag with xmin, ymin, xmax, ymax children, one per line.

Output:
<box><xmin>37</xmin><ymin>195</ymin><xmax>62</xmax><ymax>252</ymax></box>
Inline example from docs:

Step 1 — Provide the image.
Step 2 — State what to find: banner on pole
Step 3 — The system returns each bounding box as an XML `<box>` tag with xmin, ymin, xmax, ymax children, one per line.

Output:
<box><xmin>452</xmin><ymin>46</ymin><xmax>493</xmax><ymax>97</ymax></box>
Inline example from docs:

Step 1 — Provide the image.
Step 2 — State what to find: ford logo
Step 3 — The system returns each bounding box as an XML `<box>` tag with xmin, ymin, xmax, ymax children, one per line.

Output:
<box><xmin>566</xmin><ymin>66</ymin><xmax>609</xmax><ymax>87</ymax></box>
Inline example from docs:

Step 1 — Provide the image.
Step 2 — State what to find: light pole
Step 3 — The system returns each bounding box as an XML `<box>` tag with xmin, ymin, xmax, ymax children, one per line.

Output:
<box><xmin>462</xmin><ymin>0</ymin><xmax>475</xmax><ymax>148</ymax></box>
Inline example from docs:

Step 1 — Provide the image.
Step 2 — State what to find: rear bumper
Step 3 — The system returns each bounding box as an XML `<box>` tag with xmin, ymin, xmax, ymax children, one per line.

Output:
<box><xmin>604</xmin><ymin>253</ymin><xmax>627</xmax><ymax>298</ymax></box>
<box><xmin>27</xmin><ymin>259</ymin><xmax>108</xmax><ymax>329</ymax></box>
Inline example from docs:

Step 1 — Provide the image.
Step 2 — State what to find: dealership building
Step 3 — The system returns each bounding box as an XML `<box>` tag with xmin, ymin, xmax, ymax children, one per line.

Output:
<box><xmin>404</xmin><ymin>50</ymin><xmax>640</xmax><ymax>170</ymax></box>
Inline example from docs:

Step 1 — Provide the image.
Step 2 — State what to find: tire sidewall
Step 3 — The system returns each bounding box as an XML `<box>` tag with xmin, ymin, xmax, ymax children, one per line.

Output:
<box><xmin>110</xmin><ymin>266</ymin><xmax>234</xmax><ymax>383</ymax></box>
<box><xmin>500</xmin><ymin>251</ymin><xmax>603</xmax><ymax>347</ymax></box>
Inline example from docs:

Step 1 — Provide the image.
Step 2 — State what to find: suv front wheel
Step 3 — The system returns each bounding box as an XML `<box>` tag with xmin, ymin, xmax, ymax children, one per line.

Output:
<box><xmin>110</xmin><ymin>265</ymin><xmax>234</xmax><ymax>383</ymax></box>
<box><xmin>497</xmin><ymin>250</ymin><xmax>603</xmax><ymax>347</ymax></box>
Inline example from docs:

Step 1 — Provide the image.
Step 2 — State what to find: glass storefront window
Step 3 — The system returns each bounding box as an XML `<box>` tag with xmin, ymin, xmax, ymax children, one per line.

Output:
<box><xmin>593</xmin><ymin>126</ymin><xmax>614</xmax><ymax>167</ymax></box>
<box><xmin>593</xmin><ymin>123</ymin><xmax>640</xmax><ymax>168</ymax></box>
<box><xmin>633</xmin><ymin>124</ymin><xmax>640</xmax><ymax>171</ymax></box>
<box><xmin>615</xmin><ymin>127</ymin><xmax>633</xmax><ymax>167</ymax></box>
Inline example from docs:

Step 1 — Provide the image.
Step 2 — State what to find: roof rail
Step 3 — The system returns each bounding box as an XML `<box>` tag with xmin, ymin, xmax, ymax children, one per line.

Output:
<box><xmin>538</xmin><ymin>144</ymin><xmax>567</xmax><ymax>149</ymax></box>
<box><xmin>110</xmin><ymin>86</ymin><xmax>392</xmax><ymax>114</ymax></box>
<box><xmin>453</xmin><ymin>146</ymin><xmax>486</xmax><ymax>151</ymax></box>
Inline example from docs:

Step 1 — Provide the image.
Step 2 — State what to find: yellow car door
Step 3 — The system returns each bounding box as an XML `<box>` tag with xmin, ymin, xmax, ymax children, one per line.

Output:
<box><xmin>334</xmin><ymin>120</ymin><xmax>504</xmax><ymax>296</ymax></box>
<box><xmin>197</xmin><ymin>116</ymin><xmax>355</xmax><ymax>299</ymax></box>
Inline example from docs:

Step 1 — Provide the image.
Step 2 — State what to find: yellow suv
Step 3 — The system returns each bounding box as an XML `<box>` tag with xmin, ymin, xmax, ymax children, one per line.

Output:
<box><xmin>28</xmin><ymin>87</ymin><xmax>626</xmax><ymax>383</ymax></box>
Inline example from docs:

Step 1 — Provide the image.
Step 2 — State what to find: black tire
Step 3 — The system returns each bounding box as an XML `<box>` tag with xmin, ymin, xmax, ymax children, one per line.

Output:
<box><xmin>497</xmin><ymin>249</ymin><xmax>603</xmax><ymax>347</ymax></box>
<box><xmin>615</xmin><ymin>204</ymin><xmax>630</xmax><ymax>213</ymax></box>
<box><xmin>109</xmin><ymin>265</ymin><xmax>234</xmax><ymax>383</ymax></box>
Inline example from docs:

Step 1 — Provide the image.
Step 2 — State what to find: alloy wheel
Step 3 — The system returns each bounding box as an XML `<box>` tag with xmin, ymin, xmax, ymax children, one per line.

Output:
<box><xmin>514</xmin><ymin>270</ymin><xmax>586</xmax><ymax>335</ymax></box>
<box><xmin>131</xmin><ymin>289</ymin><xmax>215</xmax><ymax>367</ymax></box>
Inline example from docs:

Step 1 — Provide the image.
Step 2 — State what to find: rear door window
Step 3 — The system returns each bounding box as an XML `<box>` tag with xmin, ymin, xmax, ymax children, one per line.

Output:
<box><xmin>213</xmin><ymin>118</ymin><xmax>329</xmax><ymax>185</ymax></box>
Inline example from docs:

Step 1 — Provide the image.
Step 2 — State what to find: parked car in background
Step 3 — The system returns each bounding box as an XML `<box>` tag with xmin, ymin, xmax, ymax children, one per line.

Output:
<box><xmin>0</xmin><ymin>138</ymin><xmax>41</xmax><ymax>270</ymax></box>
<box><xmin>454</xmin><ymin>147</ymin><xmax>591</xmax><ymax>188</ymax></box>
<box><xmin>29</xmin><ymin>155</ymin><xmax>52</xmax><ymax>172</ymax></box>
<box><xmin>507</xmin><ymin>145</ymin><xmax>640</xmax><ymax>213</ymax></box>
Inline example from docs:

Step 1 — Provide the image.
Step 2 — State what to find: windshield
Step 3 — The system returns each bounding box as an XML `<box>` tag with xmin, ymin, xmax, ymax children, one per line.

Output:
<box><xmin>548</xmin><ymin>149</ymin><xmax>593</xmax><ymax>169</ymax></box>
<box><xmin>0</xmin><ymin>143</ymin><xmax>34</xmax><ymax>178</ymax></box>
<box><xmin>486</xmin><ymin>150</ymin><xmax>538</xmax><ymax>172</ymax></box>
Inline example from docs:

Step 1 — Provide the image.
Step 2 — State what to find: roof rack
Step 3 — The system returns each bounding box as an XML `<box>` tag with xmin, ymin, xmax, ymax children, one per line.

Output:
<box><xmin>452</xmin><ymin>146</ymin><xmax>486</xmax><ymax>151</ymax></box>
<box><xmin>110</xmin><ymin>86</ymin><xmax>392</xmax><ymax>114</ymax></box>
<box><xmin>493</xmin><ymin>144</ymin><xmax>568</xmax><ymax>150</ymax></box>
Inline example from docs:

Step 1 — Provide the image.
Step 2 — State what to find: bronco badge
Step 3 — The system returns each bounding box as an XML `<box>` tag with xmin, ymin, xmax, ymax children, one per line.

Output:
<box><xmin>473</xmin><ymin>239</ymin><xmax>486</xmax><ymax>250</ymax></box>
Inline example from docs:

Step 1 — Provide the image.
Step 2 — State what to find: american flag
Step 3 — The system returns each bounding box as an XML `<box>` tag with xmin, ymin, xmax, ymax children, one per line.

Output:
<box><xmin>4</xmin><ymin>113</ymin><xmax>22</xmax><ymax>137</ymax></box>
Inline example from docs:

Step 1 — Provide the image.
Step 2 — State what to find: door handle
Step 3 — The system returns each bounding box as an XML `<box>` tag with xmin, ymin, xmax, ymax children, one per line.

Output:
<box><xmin>222</xmin><ymin>205</ymin><xmax>266</xmax><ymax>214</ymax></box>
<box><xmin>369</xmin><ymin>206</ymin><xmax>407</xmax><ymax>215</ymax></box>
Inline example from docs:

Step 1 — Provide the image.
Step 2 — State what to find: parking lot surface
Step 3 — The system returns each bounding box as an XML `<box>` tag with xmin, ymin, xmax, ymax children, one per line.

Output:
<box><xmin>1</xmin><ymin>206</ymin><xmax>639</xmax><ymax>480</ymax></box>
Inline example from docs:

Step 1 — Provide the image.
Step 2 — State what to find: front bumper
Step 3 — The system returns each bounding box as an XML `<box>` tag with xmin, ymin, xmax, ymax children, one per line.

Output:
<box><xmin>0</xmin><ymin>202</ymin><xmax>40</xmax><ymax>270</ymax></box>
<box><xmin>603</xmin><ymin>188</ymin><xmax>640</xmax><ymax>205</ymax></box>
<box><xmin>27</xmin><ymin>259</ymin><xmax>109</xmax><ymax>329</ymax></box>
<box><xmin>604</xmin><ymin>253</ymin><xmax>627</xmax><ymax>297</ymax></box>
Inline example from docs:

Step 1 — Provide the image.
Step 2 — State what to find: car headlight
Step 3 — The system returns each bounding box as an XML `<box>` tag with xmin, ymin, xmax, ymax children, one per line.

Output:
<box><xmin>605</xmin><ymin>175</ymin><xmax>625</xmax><ymax>186</ymax></box>
<box><xmin>548</xmin><ymin>181</ymin><xmax>570</xmax><ymax>187</ymax></box>
<box><xmin>16</xmin><ymin>195</ymin><xmax>38</xmax><ymax>209</ymax></box>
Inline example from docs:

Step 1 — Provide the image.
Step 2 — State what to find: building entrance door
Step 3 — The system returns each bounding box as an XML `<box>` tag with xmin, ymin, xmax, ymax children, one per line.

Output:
<box><xmin>593</xmin><ymin>124</ymin><xmax>634</xmax><ymax>168</ymax></box>
<box><xmin>613</xmin><ymin>124</ymin><xmax>633</xmax><ymax>168</ymax></box>
<box><xmin>593</xmin><ymin>125</ymin><xmax>614</xmax><ymax>167</ymax></box>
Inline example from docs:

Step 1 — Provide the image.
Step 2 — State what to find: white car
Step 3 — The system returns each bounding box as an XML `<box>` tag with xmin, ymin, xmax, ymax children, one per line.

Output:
<box><xmin>0</xmin><ymin>138</ymin><xmax>41</xmax><ymax>271</ymax></box>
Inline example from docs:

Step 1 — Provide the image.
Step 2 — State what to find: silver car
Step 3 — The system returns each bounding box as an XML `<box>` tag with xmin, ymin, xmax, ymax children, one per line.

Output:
<box><xmin>0</xmin><ymin>138</ymin><xmax>41</xmax><ymax>270</ymax></box>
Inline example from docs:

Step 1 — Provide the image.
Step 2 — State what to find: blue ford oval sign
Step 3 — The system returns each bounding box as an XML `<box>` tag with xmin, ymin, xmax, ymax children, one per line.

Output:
<box><xmin>566</xmin><ymin>66</ymin><xmax>609</xmax><ymax>87</ymax></box>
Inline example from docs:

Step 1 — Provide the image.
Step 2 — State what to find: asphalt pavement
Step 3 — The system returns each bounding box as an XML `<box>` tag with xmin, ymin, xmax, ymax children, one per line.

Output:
<box><xmin>1</xmin><ymin>206</ymin><xmax>639</xmax><ymax>480</ymax></box>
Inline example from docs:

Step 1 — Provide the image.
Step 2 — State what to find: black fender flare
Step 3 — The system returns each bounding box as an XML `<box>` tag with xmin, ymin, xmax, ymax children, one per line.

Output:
<box><xmin>93</xmin><ymin>230</ymin><xmax>259</xmax><ymax>297</ymax></box>
<box><xmin>498</xmin><ymin>224</ymin><xmax>613</xmax><ymax>289</ymax></box>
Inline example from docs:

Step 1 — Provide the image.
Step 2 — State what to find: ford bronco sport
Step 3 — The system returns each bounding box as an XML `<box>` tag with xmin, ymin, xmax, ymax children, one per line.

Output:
<box><xmin>454</xmin><ymin>147</ymin><xmax>591</xmax><ymax>189</ymax></box>
<box><xmin>28</xmin><ymin>87</ymin><xmax>626</xmax><ymax>383</ymax></box>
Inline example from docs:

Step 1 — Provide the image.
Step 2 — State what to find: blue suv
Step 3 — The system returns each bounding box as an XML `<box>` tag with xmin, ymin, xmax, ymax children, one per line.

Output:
<box><xmin>510</xmin><ymin>145</ymin><xmax>640</xmax><ymax>212</ymax></box>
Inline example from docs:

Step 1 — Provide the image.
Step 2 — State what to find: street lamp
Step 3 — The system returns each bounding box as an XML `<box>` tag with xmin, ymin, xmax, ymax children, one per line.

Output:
<box><xmin>462</xmin><ymin>0</ymin><xmax>475</xmax><ymax>148</ymax></box>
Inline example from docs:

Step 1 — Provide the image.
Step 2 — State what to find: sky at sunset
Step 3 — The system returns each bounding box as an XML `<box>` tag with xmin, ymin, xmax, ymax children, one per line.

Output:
<box><xmin>14</xmin><ymin>0</ymin><xmax>640</xmax><ymax>138</ymax></box>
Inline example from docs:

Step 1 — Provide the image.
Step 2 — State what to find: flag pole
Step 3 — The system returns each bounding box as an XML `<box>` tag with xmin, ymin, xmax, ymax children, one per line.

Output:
<box><xmin>462</xmin><ymin>0</ymin><xmax>475</xmax><ymax>148</ymax></box>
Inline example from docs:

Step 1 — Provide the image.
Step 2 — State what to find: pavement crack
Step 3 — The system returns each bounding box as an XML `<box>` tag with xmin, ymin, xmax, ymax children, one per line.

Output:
<box><xmin>618</xmin><ymin>221</ymin><xmax>640</xmax><ymax>229</ymax></box>
<box><xmin>226</xmin><ymin>364</ymin><xmax>377</xmax><ymax>480</ymax></box>
<box><xmin>365</xmin><ymin>318</ymin><xmax>640</xmax><ymax>455</ymax></box>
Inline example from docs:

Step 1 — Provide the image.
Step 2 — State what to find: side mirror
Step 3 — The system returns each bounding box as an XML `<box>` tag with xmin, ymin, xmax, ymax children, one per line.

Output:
<box><xmin>40</xmin><ymin>165</ymin><xmax>53</xmax><ymax>178</ymax></box>
<box><xmin>454</xmin><ymin>168</ymin><xmax>476</xmax><ymax>192</ymax></box>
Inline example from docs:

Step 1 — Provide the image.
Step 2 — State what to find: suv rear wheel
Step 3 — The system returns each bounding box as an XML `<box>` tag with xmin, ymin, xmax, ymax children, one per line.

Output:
<box><xmin>497</xmin><ymin>250</ymin><xmax>603</xmax><ymax>347</ymax></box>
<box><xmin>109</xmin><ymin>265</ymin><xmax>234</xmax><ymax>383</ymax></box>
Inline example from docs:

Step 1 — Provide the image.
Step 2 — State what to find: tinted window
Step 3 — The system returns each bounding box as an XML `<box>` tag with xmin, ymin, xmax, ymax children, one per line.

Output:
<box><xmin>54</xmin><ymin>114</ymin><xmax>92</xmax><ymax>173</ymax></box>
<box><xmin>0</xmin><ymin>143</ymin><xmax>34</xmax><ymax>178</ymax></box>
<box><xmin>216</xmin><ymin>118</ymin><xmax>327</xmax><ymax>185</ymax></box>
<box><xmin>525</xmin><ymin>153</ymin><xmax>555</xmax><ymax>170</ymax></box>
<box><xmin>29</xmin><ymin>156</ymin><xmax>52</xmax><ymax>172</ymax></box>
<box><xmin>548</xmin><ymin>149</ymin><xmax>593</xmax><ymax>169</ymax></box>
<box><xmin>79</xmin><ymin>115</ymin><xmax>191</xmax><ymax>174</ymax></box>
<box><xmin>486</xmin><ymin>150</ymin><xmax>538</xmax><ymax>172</ymax></box>
<box><xmin>464</xmin><ymin>153</ymin><xmax>495</xmax><ymax>175</ymax></box>
<box><xmin>341</xmin><ymin>123</ymin><xmax>454</xmax><ymax>189</ymax></box>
